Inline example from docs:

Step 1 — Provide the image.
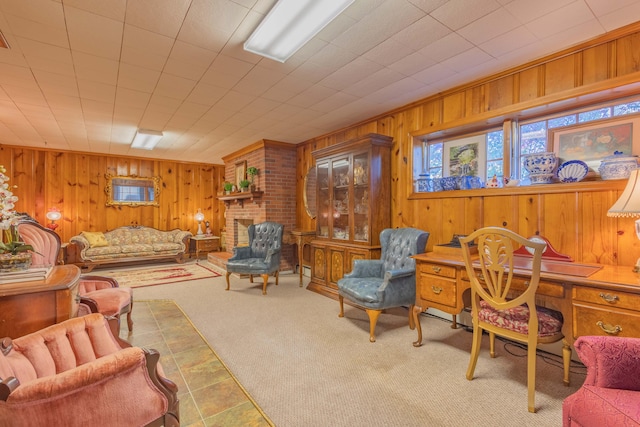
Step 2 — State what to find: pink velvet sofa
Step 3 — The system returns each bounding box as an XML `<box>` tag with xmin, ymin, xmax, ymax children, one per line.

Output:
<box><xmin>0</xmin><ymin>313</ymin><xmax>179</xmax><ymax>427</ymax></box>
<box><xmin>563</xmin><ymin>335</ymin><xmax>640</xmax><ymax>426</ymax></box>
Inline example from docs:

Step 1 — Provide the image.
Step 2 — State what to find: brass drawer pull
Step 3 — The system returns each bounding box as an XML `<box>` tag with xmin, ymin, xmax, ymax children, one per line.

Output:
<box><xmin>596</xmin><ymin>321</ymin><xmax>622</xmax><ymax>335</ymax></box>
<box><xmin>599</xmin><ymin>293</ymin><xmax>619</xmax><ymax>304</ymax></box>
<box><xmin>431</xmin><ymin>286</ymin><xmax>443</xmax><ymax>295</ymax></box>
<box><xmin>431</xmin><ymin>266</ymin><xmax>441</xmax><ymax>273</ymax></box>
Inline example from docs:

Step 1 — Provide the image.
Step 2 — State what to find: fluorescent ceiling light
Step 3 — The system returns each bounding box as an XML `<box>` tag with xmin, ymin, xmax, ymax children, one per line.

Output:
<box><xmin>131</xmin><ymin>129</ymin><xmax>163</xmax><ymax>150</ymax></box>
<box><xmin>244</xmin><ymin>0</ymin><xmax>355</xmax><ymax>63</ymax></box>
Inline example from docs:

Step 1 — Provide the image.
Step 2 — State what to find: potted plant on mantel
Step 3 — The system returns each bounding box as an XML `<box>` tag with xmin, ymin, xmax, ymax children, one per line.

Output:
<box><xmin>239</xmin><ymin>179</ymin><xmax>251</xmax><ymax>193</ymax></box>
<box><xmin>246</xmin><ymin>166</ymin><xmax>259</xmax><ymax>191</ymax></box>
<box><xmin>223</xmin><ymin>181</ymin><xmax>233</xmax><ymax>195</ymax></box>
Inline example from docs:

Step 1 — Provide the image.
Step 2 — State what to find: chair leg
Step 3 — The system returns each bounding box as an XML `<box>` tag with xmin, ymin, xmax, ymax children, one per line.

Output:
<box><xmin>249</xmin><ymin>274</ymin><xmax>254</xmax><ymax>283</ymax></box>
<box><xmin>261</xmin><ymin>274</ymin><xmax>268</xmax><ymax>295</ymax></box>
<box><xmin>225</xmin><ymin>271</ymin><xmax>231</xmax><ymax>290</ymax></box>
<box><xmin>489</xmin><ymin>332</ymin><xmax>496</xmax><ymax>358</ymax></box>
<box><xmin>275</xmin><ymin>270</ymin><xmax>279</xmax><ymax>286</ymax></box>
<box><xmin>408</xmin><ymin>304</ymin><xmax>415</xmax><ymax>330</ymax></box>
<box><xmin>338</xmin><ymin>295</ymin><xmax>345</xmax><ymax>318</ymax></box>
<box><xmin>365</xmin><ymin>309</ymin><xmax>381</xmax><ymax>343</ymax></box>
<box><xmin>126</xmin><ymin>300</ymin><xmax>134</xmax><ymax>332</ymax></box>
<box><xmin>466</xmin><ymin>325</ymin><xmax>483</xmax><ymax>380</ymax></box>
<box><xmin>562</xmin><ymin>339</ymin><xmax>571</xmax><ymax>386</ymax></box>
<box><xmin>527</xmin><ymin>341</ymin><xmax>537</xmax><ymax>413</ymax></box>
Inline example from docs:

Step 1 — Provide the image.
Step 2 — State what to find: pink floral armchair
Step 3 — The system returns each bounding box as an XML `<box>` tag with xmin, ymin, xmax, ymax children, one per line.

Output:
<box><xmin>563</xmin><ymin>335</ymin><xmax>640</xmax><ymax>426</ymax></box>
<box><xmin>0</xmin><ymin>313</ymin><xmax>179</xmax><ymax>427</ymax></box>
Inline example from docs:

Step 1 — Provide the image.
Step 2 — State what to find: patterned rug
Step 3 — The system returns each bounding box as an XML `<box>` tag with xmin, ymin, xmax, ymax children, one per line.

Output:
<box><xmin>99</xmin><ymin>262</ymin><xmax>221</xmax><ymax>288</ymax></box>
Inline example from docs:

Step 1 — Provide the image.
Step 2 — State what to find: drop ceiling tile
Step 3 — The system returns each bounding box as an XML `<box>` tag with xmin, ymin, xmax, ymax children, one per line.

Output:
<box><xmin>387</xmin><ymin>51</ymin><xmax>437</xmax><ymax>77</ymax></box>
<box><xmin>124</xmin><ymin>0</ymin><xmax>191</xmax><ymax>38</ymax></box>
<box><xmin>186</xmin><ymin>82</ymin><xmax>227</xmax><ymax>106</ymax></box>
<box><xmin>440</xmin><ymin>47</ymin><xmax>493</xmax><ymax>73</ymax></box>
<box><xmin>595</xmin><ymin>1</ymin><xmax>640</xmax><ymax>31</ymax></box>
<box><xmin>343</xmin><ymin>67</ymin><xmax>407</xmax><ymax>98</ymax></box>
<box><xmin>431</xmin><ymin>0</ymin><xmax>500</xmax><ymax>30</ymax></box>
<box><xmin>233</xmin><ymin>65</ymin><xmax>286</xmax><ymax>96</ymax></box>
<box><xmin>32</xmin><ymin>70</ymin><xmax>79</xmax><ymax>97</ymax></box>
<box><xmin>287</xmin><ymin>85</ymin><xmax>337</xmax><ymax>109</ymax></box>
<box><xmin>458</xmin><ymin>7</ymin><xmax>519</xmax><ymax>45</ymax></box>
<box><xmin>62</xmin><ymin>0</ymin><xmax>126</xmax><ymax>21</ymax></box>
<box><xmin>0</xmin><ymin>0</ymin><xmax>65</xmax><ymax>28</ymax></box>
<box><xmin>308</xmin><ymin>44</ymin><xmax>357</xmax><ymax>70</ymax></box>
<box><xmin>147</xmin><ymin>93</ymin><xmax>182</xmax><ymax>114</ymax></box>
<box><xmin>73</xmin><ymin>52</ymin><xmax>119</xmax><ymax>85</ymax></box>
<box><xmin>525</xmin><ymin>1</ymin><xmax>595</xmax><ymax>38</ymax></box>
<box><xmin>418</xmin><ymin>32</ymin><xmax>473</xmax><ymax>62</ymax></box>
<box><xmin>310</xmin><ymin>91</ymin><xmax>358</xmax><ymax>114</ymax></box>
<box><xmin>113</xmin><ymin>106</ymin><xmax>144</xmax><ymax>123</ymax></box>
<box><xmin>164</xmin><ymin>41</ymin><xmax>217</xmax><ymax>80</ymax></box>
<box><xmin>154</xmin><ymin>73</ymin><xmax>197</xmax><ymax>100</ymax></box>
<box><xmin>121</xmin><ymin>24</ymin><xmax>173</xmax><ymax>71</ymax></box>
<box><xmin>201</xmin><ymin>54</ymin><xmax>254</xmax><ymax>84</ymax></box>
<box><xmin>81</xmin><ymin>99</ymin><xmax>114</xmax><ymax>116</ymax></box>
<box><xmin>115</xmin><ymin>88</ymin><xmax>151</xmax><ymax>109</ymax></box>
<box><xmin>480</xmin><ymin>25</ymin><xmax>537</xmax><ymax>57</ymax></box>
<box><xmin>0</xmin><ymin>63</ymin><xmax>37</xmax><ymax>87</ymax></box>
<box><xmin>320</xmin><ymin>57</ymin><xmax>385</xmax><ymax>91</ymax></box>
<box><xmin>15</xmin><ymin>36</ymin><xmax>72</xmax><ymax>64</ymax></box>
<box><xmin>216</xmin><ymin>90</ymin><xmax>255</xmax><ymax>112</ymax></box>
<box><xmin>77</xmin><ymin>79</ymin><xmax>116</xmax><ymax>104</ymax></box>
<box><xmin>410</xmin><ymin>62</ymin><xmax>456</xmax><ymax>85</ymax></box>
<box><xmin>65</xmin><ymin>6</ymin><xmax>123</xmax><ymax>60</ymax></box>
<box><xmin>389</xmin><ymin>14</ymin><xmax>450</xmax><ymax>52</ymax></box>
<box><xmin>117</xmin><ymin>63</ymin><xmax>161</xmax><ymax>93</ymax></box>
<box><xmin>504</xmin><ymin>0</ymin><xmax>575</xmax><ymax>24</ymax></box>
<box><xmin>3</xmin><ymin>15</ymin><xmax>68</xmax><ymax>48</ymax></box>
<box><xmin>406</xmin><ymin>0</ymin><xmax>449</xmax><ymax>14</ymax></box>
<box><xmin>238</xmin><ymin>96</ymin><xmax>279</xmax><ymax>115</ymax></box>
<box><xmin>178</xmin><ymin>0</ymin><xmax>247</xmax><ymax>51</ymax></box>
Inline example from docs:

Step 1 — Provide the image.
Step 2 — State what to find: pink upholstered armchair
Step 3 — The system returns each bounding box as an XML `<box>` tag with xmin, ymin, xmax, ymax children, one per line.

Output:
<box><xmin>563</xmin><ymin>335</ymin><xmax>640</xmax><ymax>426</ymax></box>
<box><xmin>0</xmin><ymin>313</ymin><xmax>179</xmax><ymax>427</ymax></box>
<box><xmin>17</xmin><ymin>220</ymin><xmax>133</xmax><ymax>337</ymax></box>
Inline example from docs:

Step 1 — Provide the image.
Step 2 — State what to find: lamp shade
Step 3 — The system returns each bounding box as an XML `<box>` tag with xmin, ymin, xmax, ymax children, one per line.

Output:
<box><xmin>608</xmin><ymin>169</ymin><xmax>640</xmax><ymax>217</ymax></box>
<box><xmin>195</xmin><ymin>209</ymin><xmax>205</xmax><ymax>222</ymax></box>
<box><xmin>46</xmin><ymin>208</ymin><xmax>62</xmax><ymax>221</ymax></box>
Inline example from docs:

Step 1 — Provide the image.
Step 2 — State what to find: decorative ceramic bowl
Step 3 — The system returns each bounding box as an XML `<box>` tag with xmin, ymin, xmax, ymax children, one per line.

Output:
<box><xmin>598</xmin><ymin>151</ymin><xmax>638</xmax><ymax>180</ymax></box>
<box><xmin>441</xmin><ymin>176</ymin><xmax>457</xmax><ymax>191</ymax></box>
<box><xmin>529</xmin><ymin>173</ymin><xmax>555</xmax><ymax>184</ymax></box>
<box><xmin>556</xmin><ymin>160</ymin><xmax>589</xmax><ymax>183</ymax></box>
<box><xmin>524</xmin><ymin>152</ymin><xmax>558</xmax><ymax>175</ymax></box>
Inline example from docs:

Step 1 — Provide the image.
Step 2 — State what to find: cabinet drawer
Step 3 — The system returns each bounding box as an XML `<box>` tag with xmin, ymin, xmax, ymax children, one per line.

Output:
<box><xmin>418</xmin><ymin>263</ymin><xmax>456</xmax><ymax>279</ymax></box>
<box><xmin>461</xmin><ymin>270</ymin><xmax>564</xmax><ymax>298</ymax></box>
<box><xmin>573</xmin><ymin>303</ymin><xmax>640</xmax><ymax>338</ymax></box>
<box><xmin>199</xmin><ymin>239</ymin><xmax>219</xmax><ymax>250</ymax></box>
<box><xmin>573</xmin><ymin>286</ymin><xmax>640</xmax><ymax>311</ymax></box>
<box><xmin>418</xmin><ymin>274</ymin><xmax>457</xmax><ymax>307</ymax></box>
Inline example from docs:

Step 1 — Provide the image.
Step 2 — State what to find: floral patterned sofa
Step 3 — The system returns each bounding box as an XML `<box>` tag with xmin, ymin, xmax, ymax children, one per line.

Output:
<box><xmin>68</xmin><ymin>225</ymin><xmax>192</xmax><ymax>272</ymax></box>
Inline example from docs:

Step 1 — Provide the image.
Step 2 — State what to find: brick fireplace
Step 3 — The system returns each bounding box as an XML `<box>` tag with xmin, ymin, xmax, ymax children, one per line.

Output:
<box><xmin>220</xmin><ymin>140</ymin><xmax>297</xmax><ymax>272</ymax></box>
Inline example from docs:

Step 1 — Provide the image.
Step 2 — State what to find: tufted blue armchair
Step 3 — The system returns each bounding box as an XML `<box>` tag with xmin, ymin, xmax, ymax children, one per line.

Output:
<box><xmin>337</xmin><ymin>227</ymin><xmax>429</xmax><ymax>342</ymax></box>
<box><xmin>225</xmin><ymin>221</ymin><xmax>284</xmax><ymax>295</ymax></box>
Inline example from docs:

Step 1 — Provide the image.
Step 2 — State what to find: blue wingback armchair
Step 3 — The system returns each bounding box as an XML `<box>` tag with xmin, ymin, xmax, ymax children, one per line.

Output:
<box><xmin>337</xmin><ymin>227</ymin><xmax>430</xmax><ymax>342</ymax></box>
<box><xmin>225</xmin><ymin>221</ymin><xmax>284</xmax><ymax>295</ymax></box>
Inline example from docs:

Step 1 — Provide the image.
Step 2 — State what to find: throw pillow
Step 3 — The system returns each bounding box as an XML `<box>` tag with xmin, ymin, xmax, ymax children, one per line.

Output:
<box><xmin>82</xmin><ymin>231</ymin><xmax>109</xmax><ymax>247</ymax></box>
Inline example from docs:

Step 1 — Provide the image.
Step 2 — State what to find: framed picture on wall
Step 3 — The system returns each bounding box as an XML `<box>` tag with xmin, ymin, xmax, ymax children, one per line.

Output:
<box><xmin>235</xmin><ymin>161</ymin><xmax>247</xmax><ymax>188</ymax></box>
<box><xmin>443</xmin><ymin>134</ymin><xmax>486</xmax><ymax>179</ymax></box>
<box><xmin>549</xmin><ymin>116</ymin><xmax>640</xmax><ymax>171</ymax></box>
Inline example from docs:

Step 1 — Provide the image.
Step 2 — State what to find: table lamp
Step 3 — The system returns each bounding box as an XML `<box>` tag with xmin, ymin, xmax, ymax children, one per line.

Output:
<box><xmin>46</xmin><ymin>207</ymin><xmax>62</xmax><ymax>231</ymax></box>
<box><xmin>195</xmin><ymin>209</ymin><xmax>205</xmax><ymax>236</ymax></box>
<box><xmin>607</xmin><ymin>169</ymin><xmax>640</xmax><ymax>272</ymax></box>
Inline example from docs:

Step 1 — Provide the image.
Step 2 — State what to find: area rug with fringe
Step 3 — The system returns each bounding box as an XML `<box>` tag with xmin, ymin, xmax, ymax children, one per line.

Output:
<box><xmin>99</xmin><ymin>262</ymin><xmax>221</xmax><ymax>288</ymax></box>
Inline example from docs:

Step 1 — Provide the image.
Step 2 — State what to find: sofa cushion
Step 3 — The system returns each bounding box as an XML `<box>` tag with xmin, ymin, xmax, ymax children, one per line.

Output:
<box><xmin>120</xmin><ymin>244</ymin><xmax>154</xmax><ymax>254</ymax></box>
<box><xmin>152</xmin><ymin>242</ymin><xmax>183</xmax><ymax>252</ymax></box>
<box><xmin>81</xmin><ymin>231</ymin><xmax>109</xmax><ymax>248</ymax></box>
<box><xmin>564</xmin><ymin>385</ymin><xmax>640</xmax><ymax>426</ymax></box>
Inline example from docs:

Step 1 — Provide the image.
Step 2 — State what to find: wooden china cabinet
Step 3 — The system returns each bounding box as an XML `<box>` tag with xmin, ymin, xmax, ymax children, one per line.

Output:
<box><xmin>307</xmin><ymin>133</ymin><xmax>392</xmax><ymax>299</ymax></box>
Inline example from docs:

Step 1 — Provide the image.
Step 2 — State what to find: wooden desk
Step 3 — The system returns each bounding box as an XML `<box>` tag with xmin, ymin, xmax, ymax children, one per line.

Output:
<box><xmin>290</xmin><ymin>229</ymin><xmax>316</xmax><ymax>287</ymax></box>
<box><xmin>0</xmin><ymin>265</ymin><xmax>81</xmax><ymax>338</ymax></box>
<box><xmin>412</xmin><ymin>253</ymin><xmax>640</xmax><ymax>348</ymax></box>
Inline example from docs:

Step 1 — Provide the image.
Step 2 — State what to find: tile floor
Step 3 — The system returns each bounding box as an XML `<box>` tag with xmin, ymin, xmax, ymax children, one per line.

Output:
<box><xmin>121</xmin><ymin>300</ymin><xmax>273</xmax><ymax>427</ymax></box>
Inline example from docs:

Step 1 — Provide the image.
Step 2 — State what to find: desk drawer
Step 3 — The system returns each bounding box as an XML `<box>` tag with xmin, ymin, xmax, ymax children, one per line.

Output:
<box><xmin>573</xmin><ymin>303</ymin><xmax>640</xmax><ymax>338</ymax></box>
<box><xmin>418</xmin><ymin>263</ymin><xmax>456</xmax><ymax>279</ymax></box>
<box><xmin>198</xmin><ymin>239</ymin><xmax>219</xmax><ymax>251</ymax></box>
<box><xmin>460</xmin><ymin>271</ymin><xmax>564</xmax><ymax>298</ymax></box>
<box><xmin>573</xmin><ymin>286</ymin><xmax>640</xmax><ymax>311</ymax></box>
<box><xmin>418</xmin><ymin>274</ymin><xmax>457</xmax><ymax>307</ymax></box>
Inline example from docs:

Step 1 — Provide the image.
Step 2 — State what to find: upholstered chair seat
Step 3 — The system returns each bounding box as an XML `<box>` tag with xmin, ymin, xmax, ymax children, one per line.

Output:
<box><xmin>0</xmin><ymin>313</ymin><xmax>179</xmax><ymax>427</ymax></box>
<box><xmin>225</xmin><ymin>221</ymin><xmax>284</xmax><ymax>295</ymax></box>
<box><xmin>337</xmin><ymin>227</ymin><xmax>430</xmax><ymax>342</ymax></box>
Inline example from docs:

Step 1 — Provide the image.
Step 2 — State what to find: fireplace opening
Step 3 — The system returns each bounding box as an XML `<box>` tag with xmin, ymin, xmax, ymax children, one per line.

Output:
<box><xmin>234</xmin><ymin>219</ymin><xmax>253</xmax><ymax>247</ymax></box>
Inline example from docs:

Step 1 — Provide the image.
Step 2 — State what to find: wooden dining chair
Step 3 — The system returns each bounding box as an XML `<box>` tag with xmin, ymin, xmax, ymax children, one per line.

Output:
<box><xmin>460</xmin><ymin>227</ymin><xmax>571</xmax><ymax>413</ymax></box>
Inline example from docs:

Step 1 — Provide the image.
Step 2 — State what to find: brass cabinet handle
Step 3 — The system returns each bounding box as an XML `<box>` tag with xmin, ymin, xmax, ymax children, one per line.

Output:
<box><xmin>596</xmin><ymin>321</ymin><xmax>622</xmax><ymax>335</ymax></box>
<box><xmin>431</xmin><ymin>266</ymin><xmax>441</xmax><ymax>273</ymax></box>
<box><xmin>431</xmin><ymin>286</ymin><xmax>443</xmax><ymax>295</ymax></box>
<box><xmin>599</xmin><ymin>293</ymin><xmax>619</xmax><ymax>304</ymax></box>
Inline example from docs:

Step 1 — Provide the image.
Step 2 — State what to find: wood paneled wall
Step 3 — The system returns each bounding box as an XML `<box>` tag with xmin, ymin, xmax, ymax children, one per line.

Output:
<box><xmin>0</xmin><ymin>146</ymin><xmax>225</xmax><ymax>243</ymax></box>
<box><xmin>296</xmin><ymin>21</ymin><xmax>640</xmax><ymax>267</ymax></box>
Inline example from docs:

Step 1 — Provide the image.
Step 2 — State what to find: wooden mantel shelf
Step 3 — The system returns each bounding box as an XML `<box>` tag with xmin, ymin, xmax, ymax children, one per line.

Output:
<box><xmin>217</xmin><ymin>191</ymin><xmax>264</xmax><ymax>207</ymax></box>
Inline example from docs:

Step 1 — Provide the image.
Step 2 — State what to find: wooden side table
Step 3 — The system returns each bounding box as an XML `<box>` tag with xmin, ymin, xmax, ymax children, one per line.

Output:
<box><xmin>190</xmin><ymin>236</ymin><xmax>221</xmax><ymax>260</ymax></box>
<box><xmin>290</xmin><ymin>229</ymin><xmax>316</xmax><ymax>287</ymax></box>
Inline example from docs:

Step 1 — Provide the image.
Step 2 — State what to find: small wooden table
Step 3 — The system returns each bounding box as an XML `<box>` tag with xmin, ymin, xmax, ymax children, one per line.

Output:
<box><xmin>0</xmin><ymin>265</ymin><xmax>81</xmax><ymax>338</ymax></box>
<box><xmin>290</xmin><ymin>229</ymin><xmax>316</xmax><ymax>286</ymax></box>
<box><xmin>189</xmin><ymin>235</ymin><xmax>220</xmax><ymax>260</ymax></box>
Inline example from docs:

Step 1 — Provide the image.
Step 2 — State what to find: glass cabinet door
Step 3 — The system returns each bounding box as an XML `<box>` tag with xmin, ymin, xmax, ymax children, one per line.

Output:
<box><xmin>353</xmin><ymin>152</ymin><xmax>369</xmax><ymax>242</ymax></box>
<box><xmin>317</xmin><ymin>161</ymin><xmax>329</xmax><ymax>238</ymax></box>
<box><xmin>331</xmin><ymin>157</ymin><xmax>350</xmax><ymax>240</ymax></box>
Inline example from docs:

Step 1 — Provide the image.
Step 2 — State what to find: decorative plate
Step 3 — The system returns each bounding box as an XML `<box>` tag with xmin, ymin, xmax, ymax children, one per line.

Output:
<box><xmin>556</xmin><ymin>160</ymin><xmax>589</xmax><ymax>183</ymax></box>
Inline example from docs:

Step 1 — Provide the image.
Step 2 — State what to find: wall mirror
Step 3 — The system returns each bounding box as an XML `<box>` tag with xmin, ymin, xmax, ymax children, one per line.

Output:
<box><xmin>303</xmin><ymin>166</ymin><xmax>317</xmax><ymax>219</ymax></box>
<box><xmin>105</xmin><ymin>174</ymin><xmax>161</xmax><ymax>207</ymax></box>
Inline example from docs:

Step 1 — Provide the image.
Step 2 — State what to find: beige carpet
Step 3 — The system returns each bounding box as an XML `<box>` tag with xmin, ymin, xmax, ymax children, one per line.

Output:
<box><xmin>133</xmin><ymin>267</ymin><xmax>586</xmax><ymax>427</ymax></box>
<box><xmin>97</xmin><ymin>261</ymin><xmax>220</xmax><ymax>288</ymax></box>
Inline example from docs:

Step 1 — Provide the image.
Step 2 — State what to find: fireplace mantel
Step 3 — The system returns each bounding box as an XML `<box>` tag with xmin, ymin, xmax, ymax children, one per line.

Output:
<box><xmin>217</xmin><ymin>191</ymin><xmax>264</xmax><ymax>207</ymax></box>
